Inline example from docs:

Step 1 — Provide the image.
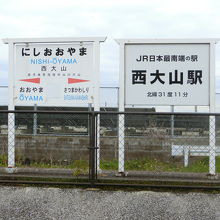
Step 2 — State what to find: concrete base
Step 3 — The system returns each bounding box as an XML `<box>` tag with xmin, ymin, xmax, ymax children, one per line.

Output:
<box><xmin>5</xmin><ymin>167</ymin><xmax>17</xmax><ymax>174</ymax></box>
<box><xmin>115</xmin><ymin>172</ymin><xmax>128</xmax><ymax>177</ymax></box>
<box><xmin>97</xmin><ymin>169</ymin><xmax>103</xmax><ymax>174</ymax></box>
<box><xmin>207</xmin><ymin>174</ymin><xmax>218</xmax><ymax>180</ymax></box>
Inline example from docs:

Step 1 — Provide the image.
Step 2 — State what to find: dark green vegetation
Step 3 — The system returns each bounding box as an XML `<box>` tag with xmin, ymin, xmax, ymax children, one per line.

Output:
<box><xmin>100</xmin><ymin>157</ymin><xmax>213</xmax><ymax>173</ymax></box>
<box><xmin>1</xmin><ymin>155</ymin><xmax>220</xmax><ymax>173</ymax></box>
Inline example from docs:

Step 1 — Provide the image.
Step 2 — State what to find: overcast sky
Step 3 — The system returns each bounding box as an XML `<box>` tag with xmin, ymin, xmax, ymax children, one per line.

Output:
<box><xmin>0</xmin><ymin>0</ymin><xmax>220</xmax><ymax>91</ymax></box>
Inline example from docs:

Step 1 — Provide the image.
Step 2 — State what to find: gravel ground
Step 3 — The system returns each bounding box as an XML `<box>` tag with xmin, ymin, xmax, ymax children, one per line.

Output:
<box><xmin>0</xmin><ymin>186</ymin><xmax>220</xmax><ymax>220</ymax></box>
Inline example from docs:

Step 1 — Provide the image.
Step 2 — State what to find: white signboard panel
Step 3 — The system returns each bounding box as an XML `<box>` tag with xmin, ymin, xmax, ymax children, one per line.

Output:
<box><xmin>14</xmin><ymin>42</ymin><xmax>94</xmax><ymax>106</ymax></box>
<box><xmin>125</xmin><ymin>44</ymin><xmax>210</xmax><ymax>106</ymax></box>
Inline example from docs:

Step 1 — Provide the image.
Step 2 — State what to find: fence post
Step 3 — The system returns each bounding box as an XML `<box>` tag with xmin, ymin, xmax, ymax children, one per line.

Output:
<box><xmin>209</xmin><ymin>42</ymin><xmax>216</xmax><ymax>177</ymax></box>
<box><xmin>89</xmin><ymin>112</ymin><xmax>97</xmax><ymax>184</ymax></box>
<box><xmin>8</xmin><ymin>112</ymin><xmax>15</xmax><ymax>172</ymax></box>
<box><xmin>184</xmin><ymin>146</ymin><xmax>189</xmax><ymax>167</ymax></box>
<box><xmin>118</xmin><ymin>114</ymin><xmax>125</xmax><ymax>174</ymax></box>
<box><xmin>209</xmin><ymin>115</ymin><xmax>216</xmax><ymax>176</ymax></box>
<box><xmin>96</xmin><ymin>114</ymin><xmax>101</xmax><ymax>172</ymax></box>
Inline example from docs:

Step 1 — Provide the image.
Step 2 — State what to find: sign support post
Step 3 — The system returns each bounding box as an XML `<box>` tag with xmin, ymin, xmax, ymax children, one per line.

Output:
<box><xmin>7</xmin><ymin>42</ymin><xmax>15</xmax><ymax>173</ymax></box>
<box><xmin>118</xmin><ymin>42</ymin><xmax>125</xmax><ymax>174</ymax></box>
<box><xmin>209</xmin><ymin>42</ymin><xmax>216</xmax><ymax>176</ymax></box>
<box><xmin>93</xmin><ymin>41</ymin><xmax>101</xmax><ymax>172</ymax></box>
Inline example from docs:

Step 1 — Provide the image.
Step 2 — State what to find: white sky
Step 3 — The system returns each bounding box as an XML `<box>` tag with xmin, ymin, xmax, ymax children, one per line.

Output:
<box><xmin>0</xmin><ymin>0</ymin><xmax>220</xmax><ymax>91</ymax></box>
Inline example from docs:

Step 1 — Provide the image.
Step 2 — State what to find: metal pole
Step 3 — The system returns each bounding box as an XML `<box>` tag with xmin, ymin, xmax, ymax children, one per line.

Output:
<box><xmin>184</xmin><ymin>146</ymin><xmax>189</xmax><ymax>167</ymax></box>
<box><xmin>171</xmin><ymin>105</ymin><xmax>174</xmax><ymax>138</ymax></box>
<box><xmin>93</xmin><ymin>41</ymin><xmax>101</xmax><ymax>172</ymax></box>
<box><xmin>33</xmin><ymin>104</ymin><xmax>37</xmax><ymax>135</ymax></box>
<box><xmin>209</xmin><ymin>116</ymin><xmax>216</xmax><ymax>175</ymax></box>
<box><xmin>195</xmin><ymin>106</ymin><xmax>198</xmax><ymax>113</ymax></box>
<box><xmin>89</xmin><ymin>112</ymin><xmax>97</xmax><ymax>184</ymax></box>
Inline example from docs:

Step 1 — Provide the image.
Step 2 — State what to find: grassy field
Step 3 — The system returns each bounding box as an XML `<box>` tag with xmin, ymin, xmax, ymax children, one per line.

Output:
<box><xmin>1</xmin><ymin>154</ymin><xmax>219</xmax><ymax>173</ymax></box>
<box><xmin>100</xmin><ymin>157</ymin><xmax>211</xmax><ymax>173</ymax></box>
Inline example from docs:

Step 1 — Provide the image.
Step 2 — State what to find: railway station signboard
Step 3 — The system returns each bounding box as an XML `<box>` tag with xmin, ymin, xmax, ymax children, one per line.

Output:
<box><xmin>15</xmin><ymin>43</ymin><xmax>93</xmax><ymax>106</ymax></box>
<box><xmin>3</xmin><ymin>37</ymin><xmax>106</xmax><ymax>107</ymax></box>
<box><xmin>125</xmin><ymin>43</ymin><xmax>210</xmax><ymax>106</ymax></box>
<box><xmin>116</xmin><ymin>39</ymin><xmax>219</xmax><ymax>108</ymax></box>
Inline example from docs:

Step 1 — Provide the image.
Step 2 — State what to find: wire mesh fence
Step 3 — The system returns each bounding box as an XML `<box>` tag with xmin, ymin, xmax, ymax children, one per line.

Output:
<box><xmin>1</xmin><ymin>110</ymin><xmax>220</xmax><ymax>182</ymax></box>
<box><xmin>0</xmin><ymin>110</ymin><xmax>91</xmax><ymax>177</ymax></box>
<box><xmin>0</xmin><ymin>112</ymin><xmax>8</xmax><ymax>167</ymax></box>
<box><xmin>98</xmin><ymin>112</ymin><xmax>220</xmax><ymax>179</ymax></box>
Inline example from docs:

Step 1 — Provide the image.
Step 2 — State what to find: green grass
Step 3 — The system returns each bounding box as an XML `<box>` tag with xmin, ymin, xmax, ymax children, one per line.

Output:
<box><xmin>26</xmin><ymin>160</ymin><xmax>89</xmax><ymax>170</ymax></box>
<box><xmin>181</xmin><ymin>157</ymin><xmax>209</xmax><ymax>173</ymax></box>
<box><xmin>100</xmin><ymin>160</ymin><xmax>118</xmax><ymax>170</ymax></box>
<box><xmin>101</xmin><ymin>157</ymin><xmax>212</xmax><ymax>173</ymax></box>
<box><xmin>1</xmin><ymin>154</ymin><xmax>220</xmax><ymax>173</ymax></box>
<box><xmin>0</xmin><ymin>155</ymin><xmax>89</xmax><ymax>175</ymax></box>
<box><xmin>0</xmin><ymin>154</ymin><xmax>7</xmax><ymax>167</ymax></box>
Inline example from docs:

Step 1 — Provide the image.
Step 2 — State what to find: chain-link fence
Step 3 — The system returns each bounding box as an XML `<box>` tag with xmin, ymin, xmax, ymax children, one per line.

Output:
<box><xmin>0</xmin><ymin>110</ymin><xmax>92</xmax><ymax>178</ymax></box>
<box><xmin>1</xmin><ymin>110</ymin><xmax>220</xmax><ymax>183</ymax></box>
<box><xmin>98</xmin><ymin>112</ymin><xmax>220</xmax><ymax>180</ymax></box>
<box><xmin>0</xmin><ymin>112</ymin><xmax>8</xmax><ymax>167</ymax></box>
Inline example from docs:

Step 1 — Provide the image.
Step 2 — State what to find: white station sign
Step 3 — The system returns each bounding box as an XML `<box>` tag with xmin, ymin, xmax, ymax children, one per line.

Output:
<box><xmin>125</xmin><ymin>43</ymin><xmax>210</xmax><ymax>106</ymax></box>
<box><xmin>14</xmin><ymin>42</ymin><xmax>94</xmax><ymax>106</ymax></box>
